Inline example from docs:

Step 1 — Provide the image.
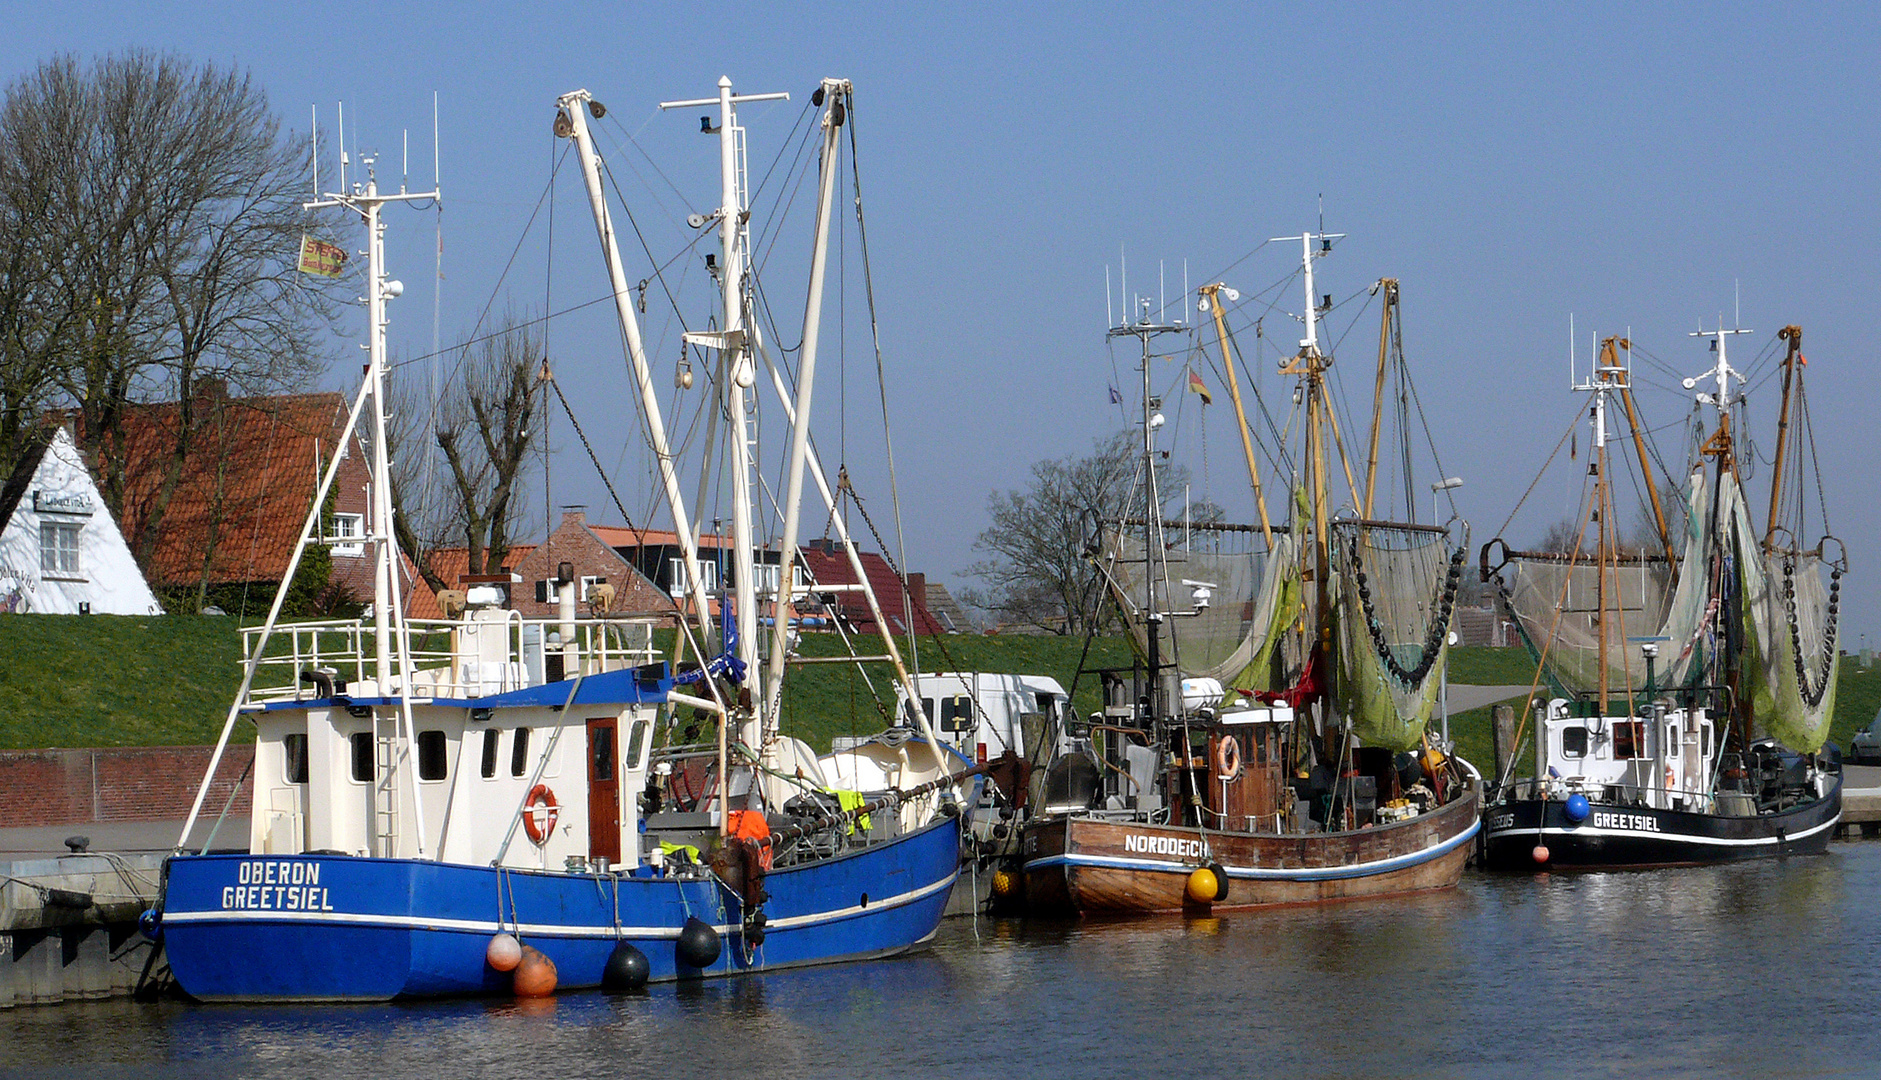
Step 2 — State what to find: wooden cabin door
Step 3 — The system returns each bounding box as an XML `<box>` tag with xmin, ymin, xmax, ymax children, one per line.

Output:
<box><xmin>586</xmin><ymin>717</ymin><xmax>621</xmax><ymax>863</ymax></box>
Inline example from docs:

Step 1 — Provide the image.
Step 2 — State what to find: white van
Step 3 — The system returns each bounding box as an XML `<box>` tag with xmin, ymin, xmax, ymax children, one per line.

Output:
<box><xmin>897</xmin><ymin>672</ymin><xmax>1072</xmax><ymax>766</ymax></box>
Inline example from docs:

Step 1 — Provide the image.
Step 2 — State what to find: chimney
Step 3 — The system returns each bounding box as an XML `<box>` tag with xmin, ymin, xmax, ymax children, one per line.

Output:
<box><xmin>559</xmin><ymin>506</ymin><xmax>587</xmax><ymax>529</ymax></box>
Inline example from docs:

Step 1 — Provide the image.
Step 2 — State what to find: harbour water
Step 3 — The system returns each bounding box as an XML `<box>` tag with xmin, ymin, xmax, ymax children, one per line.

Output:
<box><xmin>6</xmin><ymin>842</ymin><xmax>1881</xmax><ymax>1078</ymax></box>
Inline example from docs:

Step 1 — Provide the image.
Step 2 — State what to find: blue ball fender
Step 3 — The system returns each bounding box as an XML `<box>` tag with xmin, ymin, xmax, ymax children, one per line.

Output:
<box><xmin>1564</xmin><ymin>793</ymin><xmax>1591</xmax><ymax>823</ymax></box>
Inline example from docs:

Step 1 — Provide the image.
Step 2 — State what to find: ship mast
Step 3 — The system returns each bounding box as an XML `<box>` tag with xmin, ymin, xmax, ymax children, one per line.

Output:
<box><xmin>1110</xmin><ymin>302</ymin><xmax>1187</xmax><ymax>721</ymax></box>
<box><xmin>1683</xmin><ymin>321</ymin><xmax>1753</xmax><ymax>742</ymax></box>
<box><xmin>1271</xmin><ymin>230</ymin><xmax>1345</xmax><ymax>722</ymax></box>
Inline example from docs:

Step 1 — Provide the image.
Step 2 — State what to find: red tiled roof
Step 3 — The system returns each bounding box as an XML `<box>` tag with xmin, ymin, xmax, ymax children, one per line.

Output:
<box><xmin>589</xmin><ymin>525</ymin><xmax>736</xmax><ymax>550</ymax></box>
<box><xmin>799</xmin><ymin>545</ymin><xmax>943</xmax><ymax>636</ymax></box>
<box><xmin>114</xmin><ymin>392</ymin><xmax>362</xmax><ymax>588</ymax></box>
<box><xmin>403</xmin><ymin>544</ymin><xmax>537</xmax><ymax>619</ymax></box>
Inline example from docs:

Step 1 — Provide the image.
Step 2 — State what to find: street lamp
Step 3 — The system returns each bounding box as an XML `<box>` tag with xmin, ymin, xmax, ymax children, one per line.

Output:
<box><xmin>1430</xmin><ymin>476</ymin><xmax>1463</xmax><ymax>525</ymax></box>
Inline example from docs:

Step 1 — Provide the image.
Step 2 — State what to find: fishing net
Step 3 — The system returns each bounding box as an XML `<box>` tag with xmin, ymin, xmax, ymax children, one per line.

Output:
<box><xmin>1736</xmin><ymin>490</ymin><xmax>1840</xmax><ymax>753</ymax></box>
<box><xmin>1494</xmin><ymin>475</ymin><xmax>1710</xmax><ymax>698</ymax></box>
<box><xmin>1106</xmin><ymin>525</ymin><xmax>1299</xmax><ymax>692</ymax></box>
<box><xmin>1331</xmin><ymin>521</ymin><xmax>1466</xmax><ymax>751</ymax></box>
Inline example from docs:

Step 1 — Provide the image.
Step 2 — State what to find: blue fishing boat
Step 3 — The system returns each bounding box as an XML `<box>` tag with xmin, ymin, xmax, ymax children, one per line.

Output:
<box><xmin>155</xmin><ymin>78</ymin><xmax>999</xmax><ymax>1001</ymax></box>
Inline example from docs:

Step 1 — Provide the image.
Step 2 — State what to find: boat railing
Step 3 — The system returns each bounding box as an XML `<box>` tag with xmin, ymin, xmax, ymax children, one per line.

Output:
<box><xmin>238</xmin><ymin>613</ymin><xmax>663</xmax><ymax>705</ymax></box>
<box><xmin>1490</xmin><ymin>774</ymin><xmax>1719</xmax><ymax>814</ymax></box>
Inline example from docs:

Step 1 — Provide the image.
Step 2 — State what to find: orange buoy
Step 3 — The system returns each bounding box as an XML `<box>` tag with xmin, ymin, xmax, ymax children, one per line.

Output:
<box><xmin>1532</xmin><ymin>845</ymin><xmax>1550</xmax><ymax>866</ymax></box>
<box><xmin>486</xmin><ymin>932</ymin><xmax>523</xmax><ymax>972</ymax></box>
<box><xmin>513</xmin><ymin>945</ymin><xmax>558</xmax><ymax>997</ymax></box>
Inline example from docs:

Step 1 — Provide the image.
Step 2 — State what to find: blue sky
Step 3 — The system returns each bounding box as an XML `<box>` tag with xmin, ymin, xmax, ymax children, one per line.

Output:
<box><xmin>6</xmin><ymin>3</ymin><xmax>1877</xmax><ymax>645</ymax></box>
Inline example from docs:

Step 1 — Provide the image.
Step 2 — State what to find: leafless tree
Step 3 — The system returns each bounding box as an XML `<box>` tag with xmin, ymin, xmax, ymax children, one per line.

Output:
<box><xmin>390</xmin><ymin>313</ymin><xmax>543</xmax><ymax>592</ymax></box>
<box><xmin>964</xmin><ymin>430</ymin><xmax>1193</xmax><ymax>635</ymax></box>
<box><xmin>0</xmin><ymin>51</ymin><xmax>334</xmax><ymax>561</ymax></box>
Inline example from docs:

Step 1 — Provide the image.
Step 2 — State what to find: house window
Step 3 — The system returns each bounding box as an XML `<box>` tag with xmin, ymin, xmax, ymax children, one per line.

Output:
<box><xmin>328</xmin><ymin>513</ymin><xmax>365</xmax><ymax>557</ymax></box>
<box><xmin>536</xmin><ymin>579</ymin><xmax>561</xmax><ymax>604</ymax></box>
<box><xmin>668</xmin><ymin>558</ymin><xmax>718</xmax><ymax>595</ymax></box>
<box><xmin>39</xmin><ymin>522</ymin><xmax>80</xmax><ymax>577</ymax></box>
<box><xmin>417</xmin><ymin>730</ymin><xmax>448</xmax><ymax>781</ymax></box>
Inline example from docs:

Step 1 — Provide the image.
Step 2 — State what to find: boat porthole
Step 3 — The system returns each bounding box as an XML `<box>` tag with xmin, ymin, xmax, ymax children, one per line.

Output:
<box><xmin>859</xmin><ymin>893</ymin><xmax>869</xmax><ymax>908</ymax></box>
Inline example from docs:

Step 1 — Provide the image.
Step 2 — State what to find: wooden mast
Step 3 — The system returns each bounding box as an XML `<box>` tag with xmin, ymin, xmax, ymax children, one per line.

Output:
<box><xmin>1363</xmin><ymin>279</ymin><xmax>1397</xmax><ymax>518</ymax></box>
<box><xmin>1201</xmin><ymin>283</ymin><xmax>1274</xmax><ymax>547</ymax></box>
<box><xmin>1765</xmin><ymin>325</ymin><xmax>1803</xmax><ymax>551</ymax></box>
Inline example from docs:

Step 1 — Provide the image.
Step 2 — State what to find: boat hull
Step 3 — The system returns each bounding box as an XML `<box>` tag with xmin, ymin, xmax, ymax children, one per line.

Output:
<box><xmin>159</xmin><ymin>816</ymin><xmax>961</xmax><ymax>1001</ymax></box>
<box><xmin>1480</xmin><ymin>774</ymin><xmax>1842</xmax><ymax>870</ymax></box>
<box><xmin>1019</xmin><ymin>788</ymin><xmax>1479</xmax><ymax>915</ymax></box>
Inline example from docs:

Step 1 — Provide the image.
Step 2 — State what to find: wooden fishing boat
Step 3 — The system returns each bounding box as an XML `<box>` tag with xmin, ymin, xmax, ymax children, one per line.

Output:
<box><xmin>1020</xmin><ymin>234</ymin><xmax>1480</xmax><ymax>916</ymax></box>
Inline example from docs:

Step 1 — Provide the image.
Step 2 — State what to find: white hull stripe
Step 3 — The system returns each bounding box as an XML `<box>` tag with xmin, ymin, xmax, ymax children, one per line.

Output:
<box><xmin>1027</xmin><ymin>820</ymin><xmax>1479</xmax><ymax>882</ymax></box>
<box><xmin>1487</xmin><ymin>813</ymin><xmax>1840</xmax><ymax>849</ymax></box>
<box><xmin>162</xmin><ymin>871</ymin><xmax>957</xmax><ymax>939</ymax></box>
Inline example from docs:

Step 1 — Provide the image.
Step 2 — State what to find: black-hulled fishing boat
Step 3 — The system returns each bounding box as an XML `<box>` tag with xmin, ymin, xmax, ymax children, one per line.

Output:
<box><xmin>1480</xmin><ymin>325</ymin><xmax>1842</xmax><ymax>870</ymax></box>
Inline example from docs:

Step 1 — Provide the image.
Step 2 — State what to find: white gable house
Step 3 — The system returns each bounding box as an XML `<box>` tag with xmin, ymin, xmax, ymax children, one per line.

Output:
<box><xmin>0</xmin><ymin>427</ymin><xmax>162</xmax><ymax>615</ymax></box>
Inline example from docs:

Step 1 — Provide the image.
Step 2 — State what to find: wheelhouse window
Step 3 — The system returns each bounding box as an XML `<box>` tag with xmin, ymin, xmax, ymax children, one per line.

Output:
<box><xmin>417</xmin><ymin>730</ymin><xmax>448</xmax><ymax>781</ymax></box>
<box><xmin>1613</xmin><ymin>720</ymin><xmax>1646</xmax><ymax>760</ymax></box>
<box><xmin>625</xmin><ymin>718</ymin><xmax>649</xmax><ymax>769</ymax></box>
<box><xmin>481</xmin><ymin>728</ymin><xmax>499</xmax><ymax>779</ymax></box>
<box><xmin>283</xmin><ymin>733</ymin><xmax>309</xmax><ymax>784</ymax></box>
<box><xmin>591</xmin><ymin>724</ymin><xmax>614</xmax><ymax>782</ymax></box>
<box><xmin>510</xmin><ymin>727</ymin><xmax>531</xmax><ymax>777</ymax></box>
<box><xmin>39</xmin><ymin>522</ymin><xmax>80</xmax><ymax>577</ymax></box>
<box><xmin>350</xmin><ymin>732</ymin><xmax>374</xmax><ymax>782</ymax></box>
<box><xmin>1561</xmin><ymin>727</ymin><xmax>1589</xmax><ymax>758</ymax></box>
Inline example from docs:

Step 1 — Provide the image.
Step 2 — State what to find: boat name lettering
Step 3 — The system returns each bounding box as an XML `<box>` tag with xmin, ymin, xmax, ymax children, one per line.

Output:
<box><xmin>1123</xmin><ymin>834</ymin><xmax>1205</xmax><ymax>858</ymax></box>
<box><xmin>236</xmin><ymin>860</ymin><xmax>320</xmax><ymax>886</ymax></box>
<box><xmin>221</xmin><ymin>884</ymin><xmax>334</xmax><ymax>912</ymax></box>
<box><xmin>1592</xmin><ymin>811</ymin><xmax>1661</xmax><ymax>833</ymax></box>
<box><xmin>222</xmin><ymin>861</ymin><xmax>333</xmax><ymax>911</ymax></box>
<box><xmin>1487</xmin><ymin>813</ymin><xmax>1515</xmax><ymax>831</ymax></box>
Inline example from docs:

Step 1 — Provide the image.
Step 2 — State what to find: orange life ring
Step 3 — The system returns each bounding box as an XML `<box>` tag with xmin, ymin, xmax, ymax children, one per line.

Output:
<box><xmin>1214</xmin><ymin>735</ymin><xmax>1243</xmax><ymax>781</ymax></box>
<box><xmin>523</xmin><ymin>784</ymin><xmax>559</xmax><ymax>845</ymax></box>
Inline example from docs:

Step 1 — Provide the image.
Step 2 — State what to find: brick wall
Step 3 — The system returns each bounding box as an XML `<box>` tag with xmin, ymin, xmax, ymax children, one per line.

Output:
<box><xmin>0</xmin><ymin>746</ymin><xmax>253</xmax><ymax>827</ymax></box>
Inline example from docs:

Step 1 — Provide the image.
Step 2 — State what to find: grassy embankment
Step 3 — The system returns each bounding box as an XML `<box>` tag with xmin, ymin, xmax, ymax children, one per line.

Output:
<box><xmin>3</xmin><ymin>615</ymin><xmax>1875</xmax><ymax>762</ymax></box>
<box><xmin>0</xmin><ymin>614</ymin><xmax>1134</xmax><ymax>752</ymax></box>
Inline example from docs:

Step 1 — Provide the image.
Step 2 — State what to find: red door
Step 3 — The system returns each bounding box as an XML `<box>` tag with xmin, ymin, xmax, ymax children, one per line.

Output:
<box><xmin>586</xmin><ymin>717</ymin><xmax>620</xmax><ymax>863</ymax></box>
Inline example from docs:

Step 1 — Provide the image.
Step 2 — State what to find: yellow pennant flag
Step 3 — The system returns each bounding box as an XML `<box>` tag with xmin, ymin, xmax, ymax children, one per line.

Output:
<box><xmin>297</xmin><ymin>235</ymin><xmax>348</xmax><ymax>278</ymax></box>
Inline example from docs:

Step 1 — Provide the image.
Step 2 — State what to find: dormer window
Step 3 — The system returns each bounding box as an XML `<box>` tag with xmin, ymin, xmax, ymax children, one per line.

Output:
<box><xmin>328</xmin><ymin>513</ymin><xmax>365</xmax><ymax>557</ymax></box>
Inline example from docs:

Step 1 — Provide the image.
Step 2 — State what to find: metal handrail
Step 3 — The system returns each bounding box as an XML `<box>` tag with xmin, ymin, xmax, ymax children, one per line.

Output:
<box><xmin>237</xmin><ymin>614</ymin><xmax>662</xmax><ymax>704</ymax></box>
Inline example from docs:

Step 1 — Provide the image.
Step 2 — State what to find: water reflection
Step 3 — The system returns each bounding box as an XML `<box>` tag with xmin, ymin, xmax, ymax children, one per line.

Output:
<box><xmin>5</xmin><ymin>846</ymin><xmax>1881</xmax><ymax>1078</ymax></box>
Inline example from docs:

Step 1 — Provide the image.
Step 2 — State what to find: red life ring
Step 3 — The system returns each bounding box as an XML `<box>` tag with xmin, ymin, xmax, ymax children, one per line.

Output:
<box><xmin>1214</xmin><ymin>735</ymin><xmax>1243</xmax><ymax>781</ymax></box>
<box><xmin>523</xmin><ymin>784</ymin><xmax>559</xmax><ymax>845</ymax></box>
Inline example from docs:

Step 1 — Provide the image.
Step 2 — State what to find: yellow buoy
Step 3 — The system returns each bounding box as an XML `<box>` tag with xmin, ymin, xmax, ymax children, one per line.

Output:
<box><xmin>991</xmin><ymin>869</ymin><xmax>1018</xmax><ymax>897</ymax></box>
<box><xmin>513</xmin><ymin>944</ymin><xmax>558</xmax><ymax>997</ymax></box>
<box><xmin>1186</xmin><ymin>866</ymin><xmax>1219</xmax><ymax>904</ymax></box>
